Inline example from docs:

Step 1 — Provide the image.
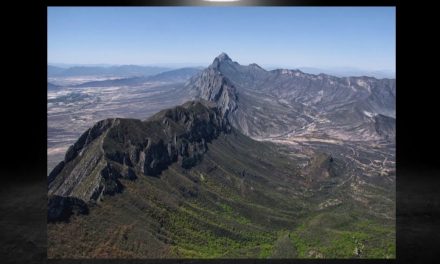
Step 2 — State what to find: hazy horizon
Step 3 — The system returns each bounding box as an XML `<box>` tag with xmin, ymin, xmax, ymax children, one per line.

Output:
<box><xmin>48</xmin><ymin>59</ymin><xmax>395</xmax><ymax>79</ymax></box>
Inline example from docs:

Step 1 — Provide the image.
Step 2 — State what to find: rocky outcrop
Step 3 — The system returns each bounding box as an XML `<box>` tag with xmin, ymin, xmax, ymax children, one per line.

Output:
<box><xmin>100</xmin><ymin>100</ymin><xmax>231</xmax><ymax>179</ymax></box>
<box><xmin>64</xmin><ymin>118</ymin><xmax>115</xmax><ymax>163</ymax></box>
<box><xmin>186</xmin><ymin>55</ymin><xmax>238</xmax><ymax>117</ymax></box>
<box><xmin>47</xmin><ymin>101</ymin><xmax>231</xmax><ymax>222</ymax></box>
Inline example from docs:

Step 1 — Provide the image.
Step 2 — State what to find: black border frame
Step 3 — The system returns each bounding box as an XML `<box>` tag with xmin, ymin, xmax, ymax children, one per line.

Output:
<box><xmin>3</xmin><ymin>1</ymin><xmax>440</xmax><ymax>264</ymax></box>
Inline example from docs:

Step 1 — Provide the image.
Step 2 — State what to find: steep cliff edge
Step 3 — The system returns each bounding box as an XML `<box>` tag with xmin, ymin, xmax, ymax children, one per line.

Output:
<box><xmin>48</xmin><ymin>100</ymin><xmax>231</xmax><ymax>221</ymax></box>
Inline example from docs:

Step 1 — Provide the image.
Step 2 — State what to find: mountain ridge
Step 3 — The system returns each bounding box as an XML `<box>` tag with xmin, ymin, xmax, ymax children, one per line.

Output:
<box><xmin>48</xmin><ymin>100</ymin><xmax>231</xmax><ymax>211</ymax></box>
<box><xmin>72</xmin><ymin>67</ymin><xmax>202</xmax><ymax>88</ymax></box>
<box><xmin>185</xmin><ymin>53</ymin><xmax>395</xmax><ymax>142</ymax></box>
<box><xmin>48</xmin><ymin>64</ymin><xmax>171</xmax><ymax>78</ymax></box>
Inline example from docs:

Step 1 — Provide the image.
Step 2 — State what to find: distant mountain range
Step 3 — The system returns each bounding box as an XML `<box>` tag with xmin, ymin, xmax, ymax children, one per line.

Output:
<box><xmin>48</xmin><ymin>65</ymin><xmax>172</xmax><ymax>78</ymax></box>
<box><xmin>295</xmin><ymin>67</ymin><xmax>395</xmax><ymax>79</ymax></box>
<box><xmin>48</xmin><ymin>64</ymin><xmax>394</xmax><ymax>79</ymax></box>
<box><xmin>73</xmin><ymin>67</ymin><xmax>202</xmax><ymax>87</ymax></box>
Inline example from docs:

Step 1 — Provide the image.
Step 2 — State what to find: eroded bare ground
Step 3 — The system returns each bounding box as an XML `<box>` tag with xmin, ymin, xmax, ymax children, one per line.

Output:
<box><xmin>47</xmin><ymin>79</ymin><xmax>190</xmax><ymax>172</ymax></box>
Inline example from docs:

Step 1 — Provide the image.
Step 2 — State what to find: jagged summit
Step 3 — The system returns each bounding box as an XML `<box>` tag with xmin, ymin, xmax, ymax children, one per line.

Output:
<box><xmin>186</xmin><ymin>66</ymin><xmax>238</xmax><ymax>117</ymax></box>
<box><xmin>216</xmin><ymin>52</ymin><xmax>232</xmax><ymax>62</ymax></box>
<box><xmin>210</xmin><ymin>52</ymin><xmax>236</xmax><ymax>69</ymax></box>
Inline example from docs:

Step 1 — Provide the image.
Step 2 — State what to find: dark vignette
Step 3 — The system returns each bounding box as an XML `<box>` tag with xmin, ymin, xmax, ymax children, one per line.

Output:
<box><xmin>2</xmin><ymin>0</ymin><xmax>439</xmax><ymax>264</ymax></box>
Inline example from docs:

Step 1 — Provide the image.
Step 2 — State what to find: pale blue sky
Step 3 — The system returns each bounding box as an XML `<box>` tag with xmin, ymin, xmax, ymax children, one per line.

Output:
<box><xmin>48</xmin><ymin>7</ymin><xmax>395</xmax><ymax>71</ymax></box>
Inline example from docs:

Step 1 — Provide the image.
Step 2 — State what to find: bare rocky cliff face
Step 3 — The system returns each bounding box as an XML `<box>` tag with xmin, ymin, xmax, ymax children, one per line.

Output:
<box><xmin>185</xmin><ymin>53</ymin><xmax>395</xmax><ymax>142</ymax></box>
<box><xmin>48</xmin><ymin>101</ymin><xmax>230</xmax><ymax>222</ymax></box>
<box><xmin>186</xmin><ymin>54</ymin><xmax>238</xmax><ymax>117</ymax></box>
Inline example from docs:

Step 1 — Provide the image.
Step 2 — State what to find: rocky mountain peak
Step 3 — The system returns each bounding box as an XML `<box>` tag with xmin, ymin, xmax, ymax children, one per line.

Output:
<box><xmin>48</xmin><ymin>101</ymin><xmax>232</xmax><ymax>222</ymax></box>
<box><xmin>216</xmin><ymin>52</ymin><xmax>232</xmax><ymax>62</ymax></box>
<box><xmin>188</xmin><ymin>70</ymin><xmax>237</xmax><ymax>115</ymax></box>
<box><xmin>185</xmin><ymin>54</ymin><xmax>395</xmax><ymax>141</ymax></box>
<box><xmin>210</xmin><ymin>52</ymin><xmax>235</xmax><ymax>69</ymax></box>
